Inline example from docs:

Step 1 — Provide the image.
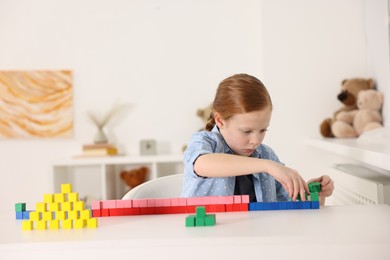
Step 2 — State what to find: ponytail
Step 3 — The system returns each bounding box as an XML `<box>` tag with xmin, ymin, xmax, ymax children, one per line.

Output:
<box><xmin>205</xmin><ymin>116</ymin><xmax>215</xmax><ymax>131</ymax></box>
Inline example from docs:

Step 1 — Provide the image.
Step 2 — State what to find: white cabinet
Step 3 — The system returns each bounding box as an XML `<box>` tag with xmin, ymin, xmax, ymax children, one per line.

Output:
<box><xmin>306</xmin><ymin>137</ymin><xmax>390</xmax><ymax>205</ymax></box>
<box><xmin>325</xmin><ymin>164</ymin><xmax>390</xmax><ymax>205</ymax></box>
<box><xmin>52</xmin><ymin>155</ymin><xmax>184</xmax><ymax>201</ymax></box>
<box><xmin>306</xmin><ymin>137</ymin><xmax>390</xmax><ymax>171</ymax></box>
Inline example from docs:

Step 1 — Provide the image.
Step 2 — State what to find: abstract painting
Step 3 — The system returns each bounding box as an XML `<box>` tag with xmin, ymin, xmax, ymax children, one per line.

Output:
<box><xmin>0</xmin><ymin>70</ymin><xmax>73</xmax><ymax>138</ymax></box>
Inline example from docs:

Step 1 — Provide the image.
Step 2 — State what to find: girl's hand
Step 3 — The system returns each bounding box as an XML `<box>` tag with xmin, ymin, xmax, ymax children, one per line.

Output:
<box><xmin>307</xmin><ymin>175</ymin><xmax>334</xmax><ymax>197</ymax></box>
<box><xmin>267</xmin><ymin>161</ymin><xmax>310</xmax><ymax>201</ymax></box>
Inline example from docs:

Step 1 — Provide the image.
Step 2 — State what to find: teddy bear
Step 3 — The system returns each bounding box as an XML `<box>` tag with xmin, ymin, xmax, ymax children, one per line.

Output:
<box><xmin>120</xmin><ymin>166</ymin><xmax>148</xmax><ymax>190</ymax></box>
<box><xmin>196</xmin><ymin>103</ymin><xmax>213</xmax><ymax>128</ymax></box>
<box><xmin>320</xmin><ymin>78</ymin><xmax>376</xmax><ymax>137</ymax></box>
<box><xmin>331</xmin><ymin>89</ymin><xmax>383</xmax><ymax>138</ymax></box>
<box><xmin>181</xmin><ymin>103</ymin><xmax>213</xmax><ymax>153</ymax></box>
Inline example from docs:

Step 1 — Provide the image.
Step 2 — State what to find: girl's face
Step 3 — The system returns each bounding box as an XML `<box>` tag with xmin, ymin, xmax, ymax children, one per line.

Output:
<box><xmin>215</xmin><ymin>107</ymin><xmax>272</xmax><ymax>156</ymax></box>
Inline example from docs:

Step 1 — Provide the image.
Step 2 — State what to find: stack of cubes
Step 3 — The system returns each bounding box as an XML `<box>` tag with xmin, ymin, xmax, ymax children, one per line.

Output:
<box><xmin>308</xmin><ymin>182</ymin><xmax>321</xmax><ymax>208</ymax></box>
<box><xmin>186</xmin><ymin>206</ymin><xmax>216</xmax><ymax>227</ymax></box>
<box><xmin>19</xmin><ymin>183</ymin><xmax>98</xmax><ymax>230</ymax></box>
<box><xmin>92</xmin><ymin>195</ymin><xmax>250</xmax><ymax>217</ymax></box>
<box><xmin>249</xmin><ymin>182</ymin><xmax>322</xmax><ymax>211</ymax></box>
<box><xmin>15</xmin><ymin>203</ymin><xmax>30</xmax><ymax>220</ymax></box>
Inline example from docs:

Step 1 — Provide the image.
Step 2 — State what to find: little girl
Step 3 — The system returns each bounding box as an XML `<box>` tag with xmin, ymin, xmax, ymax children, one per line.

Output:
<box><xmin>181</xmin><ymin>73</ymin><xmax>334</xmax><ymax>204</ymax></box>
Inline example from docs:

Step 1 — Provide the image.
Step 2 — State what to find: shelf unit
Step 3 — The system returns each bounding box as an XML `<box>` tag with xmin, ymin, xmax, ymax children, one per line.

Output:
<box><xmin>52</xmin><ymin>155</ymin><xmax>184</xmax><ymax>201</ymax></box>
<box><xmin>306</xmin><ymin>137</ymin><xmax>390</xmax><ymax>205</ymax></box>
<box><xmin>306</xmin><ymin>138</ymin><xmax>390</xmax><ymax>171</ymax></box>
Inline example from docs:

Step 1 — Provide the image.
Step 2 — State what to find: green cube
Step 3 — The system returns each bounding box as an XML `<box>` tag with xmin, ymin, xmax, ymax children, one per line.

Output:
<box><xmin>185</xmin><ymin>215</ymin><xmax>196</xmax><ymax>227</ymax></box>
<box><xmin>308</xmin><ymin>182</ymin><xmax>321</xmax><ymax>193</ymax></box>
<box><xmin>205</xmin><ymin>214</ymin><xmax>216</xmax><ymax>226</ymax></box>
<box><xmin>310</xmin><ymin>192</ymin><xmax>319</xmax><ymax>201</ymax></box>
<box><xmin>15</xmin><ymin>203</ymin><xmax>26</xmax><ymax>212</ymax></box>
<box><xmin>196</xmin><ymin>206</ymin><xmax>206</xmax><ymax>218</ymax></box>
<box><xmin>195</xmin><ymin>217</ymin><xmax>205</xmax><ymax>226</ymax></box>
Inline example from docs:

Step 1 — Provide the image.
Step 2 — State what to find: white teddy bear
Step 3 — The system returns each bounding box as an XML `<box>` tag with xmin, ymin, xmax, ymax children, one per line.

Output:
<box><xmin>332</xmin><ymin>89</ymin><xmax>383</xmax><ymax>138</ymax></box>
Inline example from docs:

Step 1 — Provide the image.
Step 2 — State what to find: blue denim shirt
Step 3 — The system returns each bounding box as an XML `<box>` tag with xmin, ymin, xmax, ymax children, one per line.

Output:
<box><xmin>181</xmin><ymin>126</ymin><xmax>290</xmax><ymax>202</ymax></box>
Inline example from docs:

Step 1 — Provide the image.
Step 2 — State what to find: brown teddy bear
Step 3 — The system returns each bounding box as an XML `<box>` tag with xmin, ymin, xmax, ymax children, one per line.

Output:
<box><xmin>332</xmin><ymin>89</ymin><xmax>383</xmax><ymax>138</ymax></box>
<box><xmin>320</xmin><ymin>78</ymin><xmax>376</xmax><ymax>137</ymax></box>
<box><xmin>196</xmin><ymin>103</ymin><xmax>213</xmax><ymax>128</ymax></box>
<box><xmin>120</xmin><ymin>166</ymin><xmax>148</xmax><ymax>190</ymax></box>
<box><xmin>182</xmin><ymin>103</ymin><xmax>213</xmax><ymax>153</ymax></box>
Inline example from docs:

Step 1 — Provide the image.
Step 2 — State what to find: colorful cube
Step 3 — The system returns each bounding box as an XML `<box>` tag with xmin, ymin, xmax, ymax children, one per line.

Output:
<box><xmin>61</xmin><ymin>183</ymin><xmax>72</xmax><ymax>194</ymax></box>
<box><xmin>15</xmin><ymin>203</ymin><xmax>26</xmax><ymax>212</ymax></box>
<box><xmin>185</xmin><ymin>215</ymin><xmax>196</xmax><ymax>227</ymax></box>
<box><xmin>49</xmin><ymin>220</ymin><xmax>60</xmax><ymax>230</ymax></box>
<box><xmin>87</xmin><ymin>218</ymin><xmax>98</xmax><ymax>228</ymax></box>
<box><xmin>68</xmin><ymin>192</ymin><xmax>79</xmax><ymax>202</ymax></box>
<box><xmin>36</xmin><ymin>220</ymin><xmax>47</xmax><ymax>230</ymax></box>
<box><xmin>54</xmin><ymin>193</ymin><xmax>66</xmax><ymax>203</ymax></box>
<box><xmin>36</xmin><ymin>202</ymin><xmax>47</xmax><ymax>212</ymax></box>
<box><xmin>29</xmin><ymin>211</ymin><xmax>41</xmax><ymax>221</ymax></box>
<box><xmin>62</xmin><ymin>219</ymin><xmax>73</xmax><ymax>229</ymax></box>
<box><xmin>74</xmin><ymin>219</ymin><xmax>86</xmax><ymax>229</ymax></box>
<box><xmin>22</xmin><ymin>220</ymin><xmax>34</xmax><ymax>231</ymax></box>
<box><xmin>74</xmin><ymin>201</ymin><xmax>85</xmax><ymax>211</ymax></box>
<box><xmin>55</xmin><ymin>211</ymin><xmax>67</xmax><ymax>220</ymax></box>
<box><xmin>44</xmin><ymin>194</ymin><xmax>54</xmax><ymax>203</ymax></box>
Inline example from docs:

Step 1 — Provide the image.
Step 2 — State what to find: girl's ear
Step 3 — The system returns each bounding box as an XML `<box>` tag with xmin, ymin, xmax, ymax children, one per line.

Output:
<box><xmin>214</xmin><ymin>112</ymin><xmax>225</xmax><ymax>128</ymax></box>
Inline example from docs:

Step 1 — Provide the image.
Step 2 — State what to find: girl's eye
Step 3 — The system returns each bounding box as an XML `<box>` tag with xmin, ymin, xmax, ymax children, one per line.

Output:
<box><xmin>261</xmin><ymin>129</ymin><xmax>268</xmax><ymax>133</ymax></box>
<box><xmin>242</xmin><ymin>130</ymin><xmax>252</xmax><ymax>134</ymax></box>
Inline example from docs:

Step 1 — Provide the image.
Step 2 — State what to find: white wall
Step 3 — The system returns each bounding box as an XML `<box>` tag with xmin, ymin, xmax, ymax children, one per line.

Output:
<box><xmin>261</xmin><ymin>0</ymin><xmax>370</xmax><ymax>178</ymax></box>
<box><xmin>0</xmin><ymin>0</ymin><xmax>264</xmax><ymax>213</ymax></box>
<box><xmin>364</xmin><ymin>0</ymin><xmax>390</xmax><ymax>125</ymax></box>
<box><xmin>0</xmin><ymin>0</ymin><xmax>388</xmax><ymax>214</ymax></box>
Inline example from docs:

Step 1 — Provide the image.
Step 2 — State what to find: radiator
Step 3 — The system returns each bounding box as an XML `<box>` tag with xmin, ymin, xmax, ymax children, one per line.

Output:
<box><xmin>325</xmin><ymin>164</ymin><xmax>390</xmax><ymax>205</ymax></box>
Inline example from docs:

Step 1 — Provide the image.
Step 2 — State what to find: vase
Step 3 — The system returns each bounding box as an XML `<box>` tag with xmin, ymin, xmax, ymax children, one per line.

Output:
<box><xmin>94</xmin><ymin>128</ymin><xmax>108</xmax><ymax>144</ymax></box>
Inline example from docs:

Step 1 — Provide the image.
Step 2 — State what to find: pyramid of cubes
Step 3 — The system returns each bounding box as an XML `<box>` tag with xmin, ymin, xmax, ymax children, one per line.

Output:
<box><xmin>15</xmin><ymin>183</ymin><xmax>98</xmax><ymax>230</ymax></box>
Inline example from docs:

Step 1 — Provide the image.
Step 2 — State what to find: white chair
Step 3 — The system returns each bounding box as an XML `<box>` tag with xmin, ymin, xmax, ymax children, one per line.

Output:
<box><xmin>122</xmin><ymin>174</ymin><xmax>184</xmax><ymax>200</ymax></box>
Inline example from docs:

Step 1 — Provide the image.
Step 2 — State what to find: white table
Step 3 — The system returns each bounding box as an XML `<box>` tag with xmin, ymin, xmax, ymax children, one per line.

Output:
<box><xmin>1</xmin><ymin>205</ymin><xmax>390</xmax><ymax>260</ymax></box>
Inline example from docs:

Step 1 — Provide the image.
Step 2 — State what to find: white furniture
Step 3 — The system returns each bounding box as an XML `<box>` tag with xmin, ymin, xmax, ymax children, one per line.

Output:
<box><xmin>122</xmin><ymin>173</ymin><xmax>184</xmax><ymax>199</ymax></box>
<box><xmin>52</xmin><ymin>155</ymin><xmax>184</xmax><ymax>200</ymax></box>
<box><xmin>306</xmin><ymin>134</ymin><xmax>390</xmax><ymax>206</ymax></box>
<box><xmin>1</xmin><ymin>205</ymin><xmax>390</xmax><ymax>259</ymax></box>
<box><xmin>306</xmin><ymin>135</ymin><xmax>390</xmax><ymax>171</ymax></box>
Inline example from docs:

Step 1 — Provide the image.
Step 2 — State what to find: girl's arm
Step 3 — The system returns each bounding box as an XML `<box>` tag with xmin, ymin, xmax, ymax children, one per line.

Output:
<box><xmin>194</xmin><ymin>153</ymin><xmax>310</xmax><ymax>200</ymax></box>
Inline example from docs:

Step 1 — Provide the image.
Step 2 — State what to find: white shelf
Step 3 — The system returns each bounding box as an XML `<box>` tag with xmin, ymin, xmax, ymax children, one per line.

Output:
<box><xmin>306</xmin><ymin>137</ymin><xmax>390</xmax><ymax>171</ymax></box>
<box><xmin>53</xmin><ymin>154</ymin><xmax>184</xmax><ymax>167</ymax></box>
<box><xmin>52</xmin><ymin>154</ymin><xmax>184</xmax><ymax>201</ymax></box>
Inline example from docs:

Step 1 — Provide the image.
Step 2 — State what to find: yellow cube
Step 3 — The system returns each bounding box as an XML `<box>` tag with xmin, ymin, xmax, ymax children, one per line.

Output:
<box><xmin>74</xmin><ymin>201</ymin><xmax>85</xmax><ymax>211</ymax></box>
<box><xmin>22</xmin><ymin>220</ymin><xmax>34</xmax><ymax>231</ymax></box>
<box><xmin>49</xmin><ymin>202</ymin><xmax>60</xmax><ymax>212</ymax></box>
<box><xmin>55</xmin><ymin>211</ymin><xmax>66</xmax><ymax>220</ymax></box>
<box><xmin>54</xmin><ymin>193</ymin><xmax>66</xmax><ymax>203</ymax></box>
<box><xmin>62</xmin><ymin>219</ymin><xmax>73</xmax><ymax>229</ymax></box>
<box><xmin>68</xmin><ymin>210</ymin><xmax>79</xmax><ymax>220</ymax></box>
<box><xmin>62</xmin><ymin>202</ymin><xmax>72</xmax><ymax>211</ymax></box>
<box><xmin>43</xmin><ymin>194</ymin><xmax>54</xmax><ymax>203</ymax></box>
<box><xmin>68</xmin><ymin>192</ymin><xmax>79</xmax><ymax>202</ymax></box>
<box><xmin>74</xmin><ymin>219</ymin><xmax>86</xmax><ymax>229</ymax></box>
<box><xmin>87</xmin><ymin>218</ymin><xmax>98</xmax><ymax>228</ymax></box>
<box><xmin>42</xmin><ymin>211</ymin><xmax>54</xmax><ymax>221</ymax></box>
<box><xmin>29</xmin><ymin>211</ymin><xmax>41</xmax><ymax>221</ymax></box>
<box><xmin>61</xmin><ymin>183</ymin><xmax>72</xmax><ymax>194</ymax></box>
<box><xmin>36</xmin><ymin>202</ymin><xmax>47</xmax><ymax>212</ymax></box>
<box><xmin>36</xmin><ymin>220</ymin><xmax>47</xmax><ymax>230</ymax></box>
<box><xmin>49</xmin><ymin>220</ymin><xmax>60</xmax><ymax>230</ymax></box>
<box><xmin>80</xmin><ymin>210</ymin><xmax>91</xmax><ymax>220</ymax></box>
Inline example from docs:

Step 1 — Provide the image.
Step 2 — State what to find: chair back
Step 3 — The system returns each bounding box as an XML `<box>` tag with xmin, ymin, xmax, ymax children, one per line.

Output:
<box><xmin>122</xmin><ymin>173</ymin><xmax>184</xmax><ymax>200</ymax></box>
